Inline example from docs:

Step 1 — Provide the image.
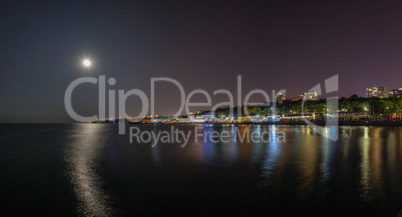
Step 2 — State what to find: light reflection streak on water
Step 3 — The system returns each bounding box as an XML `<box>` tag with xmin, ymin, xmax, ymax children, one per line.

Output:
<box><xmin>228</xmin><ymin>124</ymin><xmax>239</xmax><ymax>163</ymax></box>
<box><xmin>298</xmin><ymin>126</ymin><xmax>318</xmax><ymax>193</ymax></box>
<box><xmin>202</xmin><ymin>126</ymin><xmax>217</xmax><ymax>164</ymax></box>
<box><xmin>321</xmin><ymin>132</ymin><xmax>330</xmax><ymax>182</ymax></box>
<box><xmin>320</xmin><ymin>126</ymin><xmax>337</xmax><ymax>183</ymax></box>
<box><xmin>386</xmin><ymin>130</ymin><xmax>396</xmax><ymax>186</ymax></box>
<box><xmin>221</xmin><ymin>124</ymin><xmax>236</xmax><ymax>163</ymax></box>
<box><xmin>151</xmin><ymin>125</ymin><xmax>162</xmax><ymax>165</ymax></box>
<box><xmin>340</xmin><ymin>127</ymin><xmax>352</xmax><ymax>160</ymax></box>
<box><xmin>259</xmin><ymin>125</ymin><xmax>281</xmax><ymax>186</ymax></box>
<box><xmin>360</xmin><ymin>127</ymin><xmax>371</xmax><ymax>201</ymax></box>
<box><xmin>65</xmin><ymin>124</ymin><xmax>113</xmax><ymax>216</ymax></box>
<box><xmin>245</xmin><ymin>125</ymin><xmax>270</xmax><ymax>164</ymax></box>
<box><xmin>370</xmin><ymin>127</ymin><xmax>384</xmax><ymax>200</ymax></box>
<box><xmin>237</xmin><ymin>125</ymin><xmax>252</xmax><ymax>162</ymax></box>
<box><xmin>359</xmin><ymin>127</ymin><xmax>386</xmax><ymax>201</ymax></box>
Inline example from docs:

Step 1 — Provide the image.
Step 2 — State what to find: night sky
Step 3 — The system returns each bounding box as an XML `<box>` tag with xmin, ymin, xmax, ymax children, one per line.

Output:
<box><xmin>1</xmin><ymin>0</ymin><xmax>401</xmax><ymax>123</ymax></box>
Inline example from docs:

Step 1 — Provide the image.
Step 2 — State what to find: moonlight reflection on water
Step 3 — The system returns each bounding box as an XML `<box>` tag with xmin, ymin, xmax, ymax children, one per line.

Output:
<box><xmin>64</xmin><ymin>124</ymin><xmax>113</xmax><ymax>216</ymax></box>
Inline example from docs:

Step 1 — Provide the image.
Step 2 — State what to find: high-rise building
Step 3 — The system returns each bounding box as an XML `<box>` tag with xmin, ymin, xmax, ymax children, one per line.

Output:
<box><xmin>389</xmin><ymin>88</ymin><xmax>402</xmax><ymax>98</ymax></box>
<box><xmin>303</xmin><ymin>91</ymin><xmax>318</xmax><ymax>100</ymax></box>
<box><xmin>366</xmin><ymin>87</ymin><xmax>388</xmax><ymax>98</ymax></box>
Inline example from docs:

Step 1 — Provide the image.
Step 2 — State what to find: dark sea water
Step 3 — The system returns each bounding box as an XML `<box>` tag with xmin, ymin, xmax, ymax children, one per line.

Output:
<box><xmin>1</xmin><ymin>124</ymin><xmax>402</xmax><ymax>216</ymax></box>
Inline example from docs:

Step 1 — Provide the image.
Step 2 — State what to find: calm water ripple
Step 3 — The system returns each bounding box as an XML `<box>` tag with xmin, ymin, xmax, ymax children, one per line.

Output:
<box><xmin>1</xmin><ymin>124</ymin><xmax>402</xmax><ymax>216</ymax></box>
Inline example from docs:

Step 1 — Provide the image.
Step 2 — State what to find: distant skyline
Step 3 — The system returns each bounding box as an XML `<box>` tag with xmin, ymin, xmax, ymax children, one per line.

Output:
<box><xmin>1</xmin><ymin>0</ymin><xmax>402</xmax><ymax>123</ymax></box>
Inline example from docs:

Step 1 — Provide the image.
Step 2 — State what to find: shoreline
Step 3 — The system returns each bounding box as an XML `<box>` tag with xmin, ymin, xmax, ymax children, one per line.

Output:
<box><xmin>125</xmin><ymin>121</ymin><xmax>402</xmax><ymax>127</ymax></box>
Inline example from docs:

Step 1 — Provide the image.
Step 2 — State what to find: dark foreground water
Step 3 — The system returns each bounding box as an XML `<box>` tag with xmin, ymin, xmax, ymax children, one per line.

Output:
<box><xmin>1</xmin><ymin>124</ymin><xmax>402</xmax><ymax>216</ymax></box>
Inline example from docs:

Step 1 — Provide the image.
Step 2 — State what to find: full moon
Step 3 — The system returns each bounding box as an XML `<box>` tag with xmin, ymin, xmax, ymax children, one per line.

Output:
<box><xmin>83</xmin><ymin>59</ymin><xmax>91</xmax><ymax>67</ymax></box>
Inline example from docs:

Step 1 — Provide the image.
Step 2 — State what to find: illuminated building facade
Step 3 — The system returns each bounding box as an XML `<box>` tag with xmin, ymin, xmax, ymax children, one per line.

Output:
<box><xmin>389</xmin><ymin>88</ymin><xmax>402</xmax><ymax>98</ymax></box>
<box><xmin>303</xmin><ymin>91</ymin><xmax>318</xmax><ymax>100</ymax></box>
<box><xmin>366</xmin><ymin>87</ymin><xmax>388</xmax><ymax>98</ymax></box>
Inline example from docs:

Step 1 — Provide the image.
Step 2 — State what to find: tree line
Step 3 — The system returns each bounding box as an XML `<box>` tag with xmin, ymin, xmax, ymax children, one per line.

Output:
<box><xmin>212</xmin><ymin>95</ymin><xmax>402</xmax><ymax>117</ymax></box>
